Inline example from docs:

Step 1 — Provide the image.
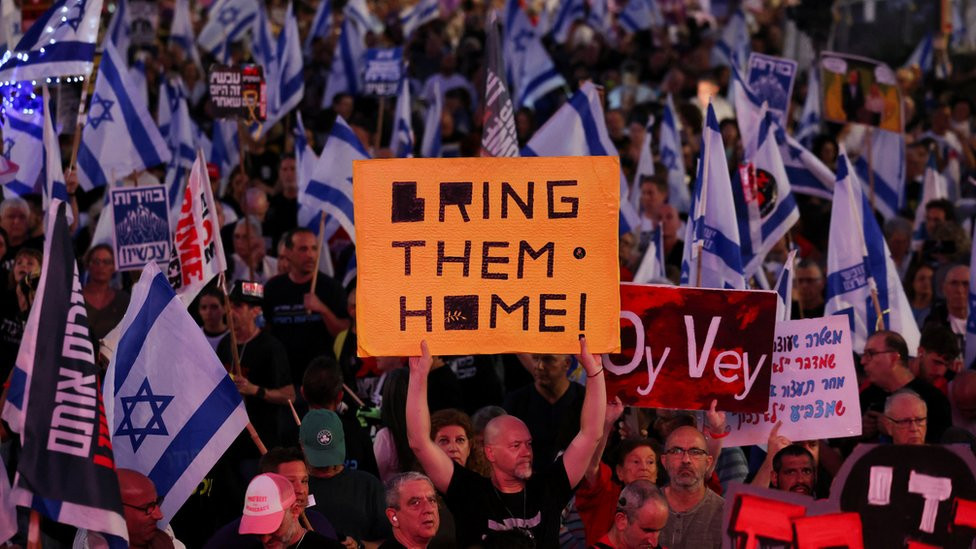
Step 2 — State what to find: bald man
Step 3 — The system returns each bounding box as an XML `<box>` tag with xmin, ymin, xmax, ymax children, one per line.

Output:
<box><xmin>74</xmin><ymin>469</ymin><xmax>185</xmax><ymax>549</ymax></box>
<box><xmin>596</xmin><ymin>480</ymin><xmax>669</xmax><ymax>549</ymax></box>
<box><xmin>406</xmin><ymin>340</ymin><xmax>606</xmax><ymax>548</ymax></box>
<box><xmin>659</xmin><ymin>426</ymin><xmax>723</xmax><ymax>549</ymax></box>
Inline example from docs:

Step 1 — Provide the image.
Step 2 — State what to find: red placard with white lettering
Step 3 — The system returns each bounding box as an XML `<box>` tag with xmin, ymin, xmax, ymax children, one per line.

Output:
<box><xmin>603</xmin><ymin>283</ymin><xmax>776</xmax><ymax>413</ymax></box>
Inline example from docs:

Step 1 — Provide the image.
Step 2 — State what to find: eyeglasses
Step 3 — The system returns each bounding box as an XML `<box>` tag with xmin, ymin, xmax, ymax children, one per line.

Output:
<box><xmin>862</xmin><ymin>349</ymin><xmax>896</xmax><ymax>360</ymax></box>
<box><xmin>123</xmin><ymin>496</ymin><xmax>163</xmax><ymax>516</ymax></box>
<box><xmin>886</xmin><ymin>416</ymin><xmax>926</xmax><ymax>428</ymax></box>
<box><xmin>663</xmin><ymin>447</ymin><xmax>708</xmax><ymax>458</ymax></box>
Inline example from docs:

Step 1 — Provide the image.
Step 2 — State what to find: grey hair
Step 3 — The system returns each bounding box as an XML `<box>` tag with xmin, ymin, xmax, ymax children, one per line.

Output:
<box><xmin>616</xmin><ymin>479</ymin><xmax>667</xmax><ymax>522</ymax></box>
<box><xmin>884</xmin><ymin>388</ymin><xmax>927</xmax><ymax>416</ymax></box>
<box><xmin>235</xmin><ymin>215</ymin><xmax>263</xmax><ymax>238</ymax></box>
<box><xmin>0</xmin><ymin>197</ymin><xmax>28</xmax><ymax>217</ymax></box>
<box><xmin>385</xmin><ymin>471</ymin><xmax>434</xmax><ymax>509</ymax></box>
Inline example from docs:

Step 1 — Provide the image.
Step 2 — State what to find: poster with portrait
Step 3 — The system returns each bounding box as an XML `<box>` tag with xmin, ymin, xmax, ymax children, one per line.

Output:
<box><xmin>820</xmin><ymin>52</ymin><xmax>903</xmax><ymax>132</ymax></box>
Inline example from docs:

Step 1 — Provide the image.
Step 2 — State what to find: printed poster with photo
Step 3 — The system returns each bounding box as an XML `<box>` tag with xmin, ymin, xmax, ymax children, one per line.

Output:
<box><xmin>820</xmin><ymin>51</ymin><xmax>903</xmax><ymax>132</ymax></box>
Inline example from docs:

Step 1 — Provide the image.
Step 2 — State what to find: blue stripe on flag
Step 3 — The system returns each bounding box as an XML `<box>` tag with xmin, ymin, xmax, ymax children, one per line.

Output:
<box><xmin>332</xmin><ymin>119</ymin><xmax>371</xmax><ymax>157</ymax></box>
<box><xmin>148</xmin><ymin>375</ymin><xmax>241</xmax><ymax>498</ymax></box>
<box><xmin>339</xmin><ymin>24</ymin><xmax>359</xmax><ymax>96</ymax></box>
<box><xmin>8</xmin><ymin>116</ymin><xmax>42</xmax><ymax>140</ymax></box>
<box><xmin>306</xmin><ymin>180</ymin><xmax>355</xmax><ymax>218</ymax></box>
<box><xmin>520</xmin><ymin>68</ymin><xmax>561</xmax><ymax>106</ymax></box>
<box><xmin>760</xmin><ymin>196</ymin><xmax>799</xmax><ymax>240</ymax></box>
<box><xmin>7</xmin><ymin>366</ymin><xmax>26</xmax><ymax>410</ymax></box>
<box><xmin>0</xmin><ymin>41</ymin><xmax>96</xmax><ymax>72</ymax></box>
<box><xmin>31</xmin><ymin>495</ymin><xmax>63</xmax><ymax>520</ymax></box>
<box><xmin>113</xmin><ymin>274</ymin><xmax>173</xmax><ymax>393</ymax></box>
<box><xmin>567</xmin><ymin>93</ymin><xmax>608</xmax><ymax>155</ymax></box>
<box><xmin>101</xmin><ymin>52</ymin><xmax>168</xmax><ymax>168</ymax></box>
<box><xmin>77</xmin><ymin>140</ymin><xmax>110</xmax><ymax>188</ymax></box>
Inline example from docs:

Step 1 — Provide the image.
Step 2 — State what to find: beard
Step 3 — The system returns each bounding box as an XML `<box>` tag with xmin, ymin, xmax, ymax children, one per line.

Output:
<box><xmin>513</xmin><ymin>462</ymin><xmax>533</xmax><ymax>480</ymax></box>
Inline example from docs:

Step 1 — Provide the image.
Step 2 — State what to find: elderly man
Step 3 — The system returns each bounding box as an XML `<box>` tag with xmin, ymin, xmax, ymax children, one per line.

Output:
<box><xmin>380</xmin><ymin>473</ymin><xmax>440</xmax><ymax>549</ymax></box>
<box><xmin>884</xmin><ymin>390</ymin><xmax>928</xmax><ymax>445</ymax></box>
<box><xmin>593</xmin><ymin>480</ymin><xmax>669</xmax><ymax>549</ymax></box>
<box><xmin>659</xmin><ymin>426</ymin><xmax>723</xmax><ymax>549</ymax></box>
<box><xmin>859</xmin><ymin>330</ymin><xmax>950</xmax><ymax>443</ymax></box>
<box><xmin>74</xmin><ymin>469</ymin><xmax>185</xmax><ymax>548</ymax></box>
<box><xmin>407</xmin><ymin>339</ymin><xmax>606</xmax><ymax>547</ymax></box>
<box><xmin>924</xmin><ymin>264</ymin><xmax>969</xmax><ymax>351</ymax></box>
<box><xmin>771</xmin><ymin>445</ymin><xmax>817</xmax><ymax>496</ymax></box>
<box><xmin>238</xmin><ymin>473</ymin><xmax>338</xmax><ymax>548</ymax></box>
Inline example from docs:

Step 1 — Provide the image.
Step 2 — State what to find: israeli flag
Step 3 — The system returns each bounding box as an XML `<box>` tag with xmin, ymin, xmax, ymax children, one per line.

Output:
<box><xmin>549</xmin><ymin>0</ymin><xmax>585</xmax><ymax>44</ymax></box>
<box><xmin>105</xmin><ymin>262</ymin><xmax>248</xmax><ymax>526</ymax></box>
<box><xmin>825</xmin><ymin>148</ymin><xmax>919</xmax><ymax>354</ymax></box>
<box><xmin>197</xmin><ymin>0</ymin><xmax>260</xmax><ymax>63</ymax></box>
<box><xmin>853</xmin><ymin>128</ymin><xmax>904</xmax><ymax>220</ymax></box>
<box><xmin>522</xmin><ymin>81</ymin><xmax>640</xmax><ymax>235</ymax></box>
<box><xmin>301</xmin><ymin>116</ymin><xmax>369</xmax><ymax>244</ymax></box>
<box><xmin>902</xmin><ymin>33</ymin><xmax>933</xmax><ymax>74</ymax></box>
<box><xmin>0</xmin><ymin>92</ymin><xmax>43</xmax><ymax>197</ymax></box>
<box><xmin>169</xmin><ymin>0</ymin><xmax>202</xmax><ymax>70</ymax></box>
<box><xmin>271</xmin><ymin>3</ymin><xmax>304</xmax><ymax>126</ymax></box>
<box><xmin>401</xmin><ymin>0</ymin><xmax>439</xmax><ymax>40</ymax></box>
<box><xmin>632</xmin><ymin>225</ymin><xmax>666</xmax><ymax>284</ymax></box>
<box><xmin>105</xmin><ymin>0</ymin><xmax>130</xmax><ymax>57</ymax></box>
<box><xmin>345</xmin><ymin>0</ymin><xmax>384</xmax><ymax>35</ymax></box>
<box><xmin>795</xmin><ymin>66</ymin><xmax>820</xmax><ymax>148</ymax></box>
<box><xmin>420</xmin><ymin>81</ymin><xmax>442</xmax><ymax>158</ymax></box>
<box><xmin>729</xmin><ymin>61</ymin><xmax>762</xmax><ymax>156</ymax></box>
<box><xmin>775</xmin><ymin>126</ymin><xmax>834</xmax><ymax>199</ymax></box>
<box><xmin>911</xmin><ymin>152</ymin><xmax>947</xmax><ymax>247</ymax></box>
<box><xmin>390</xmin><ymin>78</ymin><xmax>414</xmax><ymax>157</ymax></box>
<box><xmin>77</xmin><ymin>41</ymin><xmax>170</xmax><ymax>191</ymax></box>
<box><xmin>210</xmin><ymin>119</ymin><xmax>239</xmax><ymax>187</ymax></box>
<box><xmin>160</xmin><ymin>78</ymin><xmax>199</xmax><ymax>223</ymax></box>
<box><xmin>618</xmin><ymin>0</ymin><xmax>663</xmax><ymax>34</ymax></box>
<box><xmin>774</xmin><ymin>248</ymin><xmax>797</xmax><ymax>322</ymax></box>
<box><xmin>0</xmin><ymin>0</ymin><xmax>103</xmax><ymax>84</ymax></box>
<box><xmin>304</xmin><ymin>0</ymin><xmax>331</xmax><ymax>58</ymax></box>
<box><xmin>660</xmin><ymin>94</ymin><xmax>690</xmax><ymax>213</ymax></box>
<box><xmin>0</xmin><ymin>155</ymin><xmax>16</xmax><ymax>187</ymax></box>
<box><xmin>735</xmin><ymin>108</ymin><xmax>799</xmax><ymax>277</ymax></box>
<box><xmin>680</xmin><ymin>103</ymin><xmax>745</xmax><ymax>290</ymax></box>
<box><xmin>629</xmin><ymin>117</ymin><xmax>655</xmax><ymax>213</ymax></box>
<box><xmin>504</xmin><ymin>0</ymin><xmax>566</xmax><ymax>109</ymax></box>
<box><xmin>586</xmin><ymin>0</ymin><xmax>610</xmax><ymax>36</ymax></box>
<box><xmin>40</xmin><ymin>88</ymin><xmax>70</xmax><ymax>223</ymax></box>
<box><xmin>322</xmin><ymin>15</ymin><xmax>366</xmax><ymax>107</ymax></box>
<box><xmin>714</xmin><ymin>8</ymin><xmax>749</xmax><ymax>69</ymax></box>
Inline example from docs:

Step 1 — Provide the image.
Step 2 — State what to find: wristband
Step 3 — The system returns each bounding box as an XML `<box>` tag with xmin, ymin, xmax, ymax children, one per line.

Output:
<box><xmin>256</xmin><ymin>387</ymin><xmax>266</xmax><ymax>400</ymax></box>
<box><xmin>707</xmin><ymin>429</ymin><xmax>729</xmax><ymax>439</ymax></box>
<box><xmin>587</xmin><ymin>367</ymin><xmax>604</xmax><ymax>378</ymax></box>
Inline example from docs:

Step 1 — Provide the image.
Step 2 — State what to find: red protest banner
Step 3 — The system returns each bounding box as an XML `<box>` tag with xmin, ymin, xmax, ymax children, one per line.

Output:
<box><xmin>603</xmin><ymin>283</ymin><xmax>776</xmax><ymax>413</ymax></box>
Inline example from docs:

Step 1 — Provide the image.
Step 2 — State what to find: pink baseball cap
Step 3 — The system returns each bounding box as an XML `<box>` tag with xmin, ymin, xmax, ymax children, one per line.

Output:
<box><xmin>239</xmin><ymin>473</ymin><xmax>296</xmax><ymax>535</ymax></box>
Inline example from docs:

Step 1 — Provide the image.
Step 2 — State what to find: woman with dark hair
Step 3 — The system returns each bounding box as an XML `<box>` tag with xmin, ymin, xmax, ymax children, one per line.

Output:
<box><xmin>430</xmin><ymin>408</ymin><xmax>489</xmax><ymax>477</ymax></box>
<box><xmin>0</xmin><ymin>247</ymin><xmax>42</xmax><ymax>382</ymax></box>
<box><xmin>905</xmin><ymin>262</ymin><xmax>935</xmax><ymax>328</ymax></box>
<box><xmin>82</xmin><ymin>244</ymin><xmax>130</xmax><ymax>344</ymax></box>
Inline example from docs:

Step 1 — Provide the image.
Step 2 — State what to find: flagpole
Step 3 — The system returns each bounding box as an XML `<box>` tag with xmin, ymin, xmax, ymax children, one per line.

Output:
<box><xmin>695</xmin><ymin>99</ymin><xmax>712</xmax><ymax>288</ymax></box>
<box><xmin>310</xmin><ymin>210</ymin><xmax>327</xmax><ymax>295</ymax></box>
<box><xmin>67</xmin><ymin>78</ymin><xmax>90</xmax><ymax>177</ymax></box>
<box><xmin>844</xmin><ymin>152</ymin><xmax>887</xmax><ymax>331</ymax></box>
<box><xmin>866</xmin><ymin>127</ymin><xmax>876</xmax><ymax>212</ymax></box>
<box><xmin>374</xmin><ymin>97</ymin><xmax>385</xmax><ymax>154</ymax></box>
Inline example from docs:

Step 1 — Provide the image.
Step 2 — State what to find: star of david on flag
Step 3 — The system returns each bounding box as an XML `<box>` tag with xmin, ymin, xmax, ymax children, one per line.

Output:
<box><xmin>115</xmin><ymin>378</ymin><xmax>174</xmax><ymax>452</ymax></box>
<box><xmin>87</xmin><ymin>93</ymin><xmax>114</xmax><ymax>130</ymax></box>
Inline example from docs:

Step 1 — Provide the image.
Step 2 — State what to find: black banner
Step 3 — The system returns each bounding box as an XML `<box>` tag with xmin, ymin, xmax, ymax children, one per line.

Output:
<box><xmin>208</xmin><ymin>64</ymin><xmax>266</xmax><ymax>122</ymax></box>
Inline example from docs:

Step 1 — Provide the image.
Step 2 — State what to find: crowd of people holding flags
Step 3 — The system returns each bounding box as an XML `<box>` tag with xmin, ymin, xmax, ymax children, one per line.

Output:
<box><xmin>0</xmin><ymin>0</ymin><xmax>976</xmax><ymax>547</ymax></box>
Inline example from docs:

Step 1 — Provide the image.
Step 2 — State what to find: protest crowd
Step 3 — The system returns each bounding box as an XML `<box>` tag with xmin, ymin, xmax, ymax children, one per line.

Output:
<box><xmin>1</xmin><ymin>0</ymin><xmax>976</xmax><ymax>547</ymax></box>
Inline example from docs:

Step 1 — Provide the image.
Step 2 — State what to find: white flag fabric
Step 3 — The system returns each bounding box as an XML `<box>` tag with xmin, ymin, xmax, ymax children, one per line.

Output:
<box><xmin>680</xmin><ymin>103</ymin><xmax>745</xmax><ymax>290</ymax></box>
<box><xmin>548</xmin><ymin>0</ymin><xmax>585</xmax><ymax>43</ymax></box>
<box><xmin>632</xmin><ymin>225</ymin><xmax>665</xmax><ymax>284</ymax></box>
<box><xmin>105</xmin><ymin>0</ymin><xmax>130</xmax><ymax>57</ymax></box>
<box><xmin>735</xmin><ymin>109</ymin><xmax>799</xmax><ymax>277</ymax></box>
<box><xmin>160</xmin><ymin>78</ymin><xmax>200</xmax><ymax>224</ymax></box>
<box><xmin>629</xmin><ymin>117</ymin><xmax>655</xmax><ymax>214</ymax></box>
<box><xmin>420</xmin><ymin>80</ymin><xmax>442</xmax><ymax>158</ymax></box>
<box><xmin>795</xmin><ymin>66</ymin><xmax>820</xmax><ymax>148</ymax></box>
<box><xmin>105</xmin><ymin>262</ymin><xmax>248</xmax><ymax>526</ymax></box>
<box><xmin>40</xmin><ymin>87</ymin><xmax>71</xmax><ymax>224</ymax></box>
<box><xmin>774</xmin><ymin>248</ymin><xmax>797</xmax><ymax>322</ymax></box>
<box><xmin>776</xmin><ymin>126</ymin><xmax>835</xmax><ymax>199</ymax></box>
<box><xmin>197</xmin><ymin>0</ymin><xmax>259</xmax><ymax>63</ymax></box>
<box><xmin>853</xmin><ymin>128</ymin><xmax>905</xmax><ymax>220</ymax></box>
<box><xmin>304</xmin><ymin>0</ymin><xmax>332</xmax><ymax>57</ymax></box>
<box><xmin>618</xmin><ymin>0</ymin><xmax>663</xmax><ymax>34</ymax></box>
<box><xmin>252</xmin><ymin>3</ymin><xmax>304</xmax><ymax>133</ymax></box>
<box><xmin>0</xmin><ymin>0</ymin><xmax>104</xmax><ymax>83</ymax></box>
<box><xmin>167</xmin><ymin>150</ymin><xmax>227</xmax><ymax>306</ymax></box>
<box><xmin>825</xmin><ymin>148</ymin><xmax>920</xmax><ymax>354</ymax></box>
<box><xmin>77</xmin><ymin>41</ymin><xmax>171</xmax><ymax>190</ymax></box>
<box><xmin>912</xmin><ymin>153</ymin><xmax>948</xmax><ymax>247</ymax></box>
<box><xmin>390</xmin><ymin>78</ymin><xmax>414</xmax><ymax>157</ymax></box>
<box><xmin>322</xmin><ymin>15</ymin><xmax>367</xmax><ymax>107</ymax></box>
<box><xmin>0</xmin><ymin>96</ymin><xmax>43</xmax><ymax>198</ymax></box>
<box><xmin>169</xmin><ymin>0</ymin><xmax>202</xmax><ymax>70</ymax></box>
<box><xmin>210</xmin><ymin>119</ymin><xmax>239</xmax><ymax>186</ymax></box>
<box><xmin>504</xmin><ymin>0</ymin><xmax>566</xmax><ymax>109</ymax></box>
<box><xmin>660</xmin><ymin>94</ymin><xmax>690</xmax><ymax>213</ymax></box>
<box><xmin>301</xmin><ymin>116</ymin><xmax>369</xmax><ymax>244</ymax></box>
<box><xmin>401</xmin><ymin>0</ymin><xmax>440</xmax><ymax>40</ymax></box>
<box><xmin>522</xmin><ymin>81</ymin><xmax>640</xmax><ymax>235</ymax></box>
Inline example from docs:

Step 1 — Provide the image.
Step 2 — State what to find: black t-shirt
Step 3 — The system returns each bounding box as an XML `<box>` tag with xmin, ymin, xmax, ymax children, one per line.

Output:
<box><xmin>308</xmin><ymin>468</ymin><xmax>391</xmax><ymax>542</ymax></box>
<box><xmin>287</xmin><ymin>530</ymin><xmax>344</xmax><ymax>549</ymax></box>
<box><xmin>504</xmin><ymin>382</ymin><xmax>585</xmax><ymax>472</ymax></box>
<box><xmin>859</xmin><ymin>377</ymin><xmax>952</xmax><ymax>443</ymax></box>
<box><xmin>263</xmin><ymin>273</ymin><xmax>349</xmax><ymax>385</ymax></box>
<box><xmin>0</xmin><ymin>289</ymin><xmax>26</xmax><ymax>382</ymax></box>
<box><xmin>217</xmin><ymin>331</ymin><xmax>292</xmax><ymax>450</ymax></box>
<box><xmin>445</xmin><ymin>457</ymin><xmax>574</xmax><ymax>548</ymax></box>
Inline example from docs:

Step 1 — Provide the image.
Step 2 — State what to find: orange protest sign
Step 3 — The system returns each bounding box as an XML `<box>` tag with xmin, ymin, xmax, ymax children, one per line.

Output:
<box><xmin>353</xmin><ymin>156</ymin><xmax>621</xmax><ymax>357</ymax></box>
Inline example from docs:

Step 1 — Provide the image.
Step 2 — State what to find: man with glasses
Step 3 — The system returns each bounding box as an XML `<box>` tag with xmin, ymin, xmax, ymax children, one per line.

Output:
<box><xmin>74</xmin><ymin>469</ymin><xmax>185</xmax><ymax>548</ymax></box>
<box><xmin>859</xmin><ymin>331</ymin><xmax>950</xmax><ymax>444</ymax></box>
<box><xmin>659</xmin><ymin>426</ymin><xmax>723</xmax><ymax>549</ymax></box>
<box><xmin>381</xmin><ymin>472</ymin><xmax>440</xmax><ymax>549</ymax></box>
<box><xmin>883</xmin><ymin>390</ymin><xmax>928</xmax><ymax>445</ymax></box>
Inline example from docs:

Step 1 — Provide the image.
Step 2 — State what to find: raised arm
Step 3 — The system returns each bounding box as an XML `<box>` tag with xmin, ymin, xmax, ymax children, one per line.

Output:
<box><xmin>704</xmin><ymin>399</ymin><xmax>727</xmax><ymax>476</ymax></box>
<box><xmin>750</xmin><ymin>421</ymin><xmax>790</xmax><ymax>488</ymax></box>
<box><xmin>405</xmin><ymin>341</ymin><xmax>455</xmax><ymax>493</ymax></box>
<box><xmin>583</xmin><ymin>397</ymin><xmax>624</xmax><ymax>486</ymax></box>
<box><xmin>562</xmin><ymin>337</ymin><xmax>607</xmax><ymax>488</ymax></box>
